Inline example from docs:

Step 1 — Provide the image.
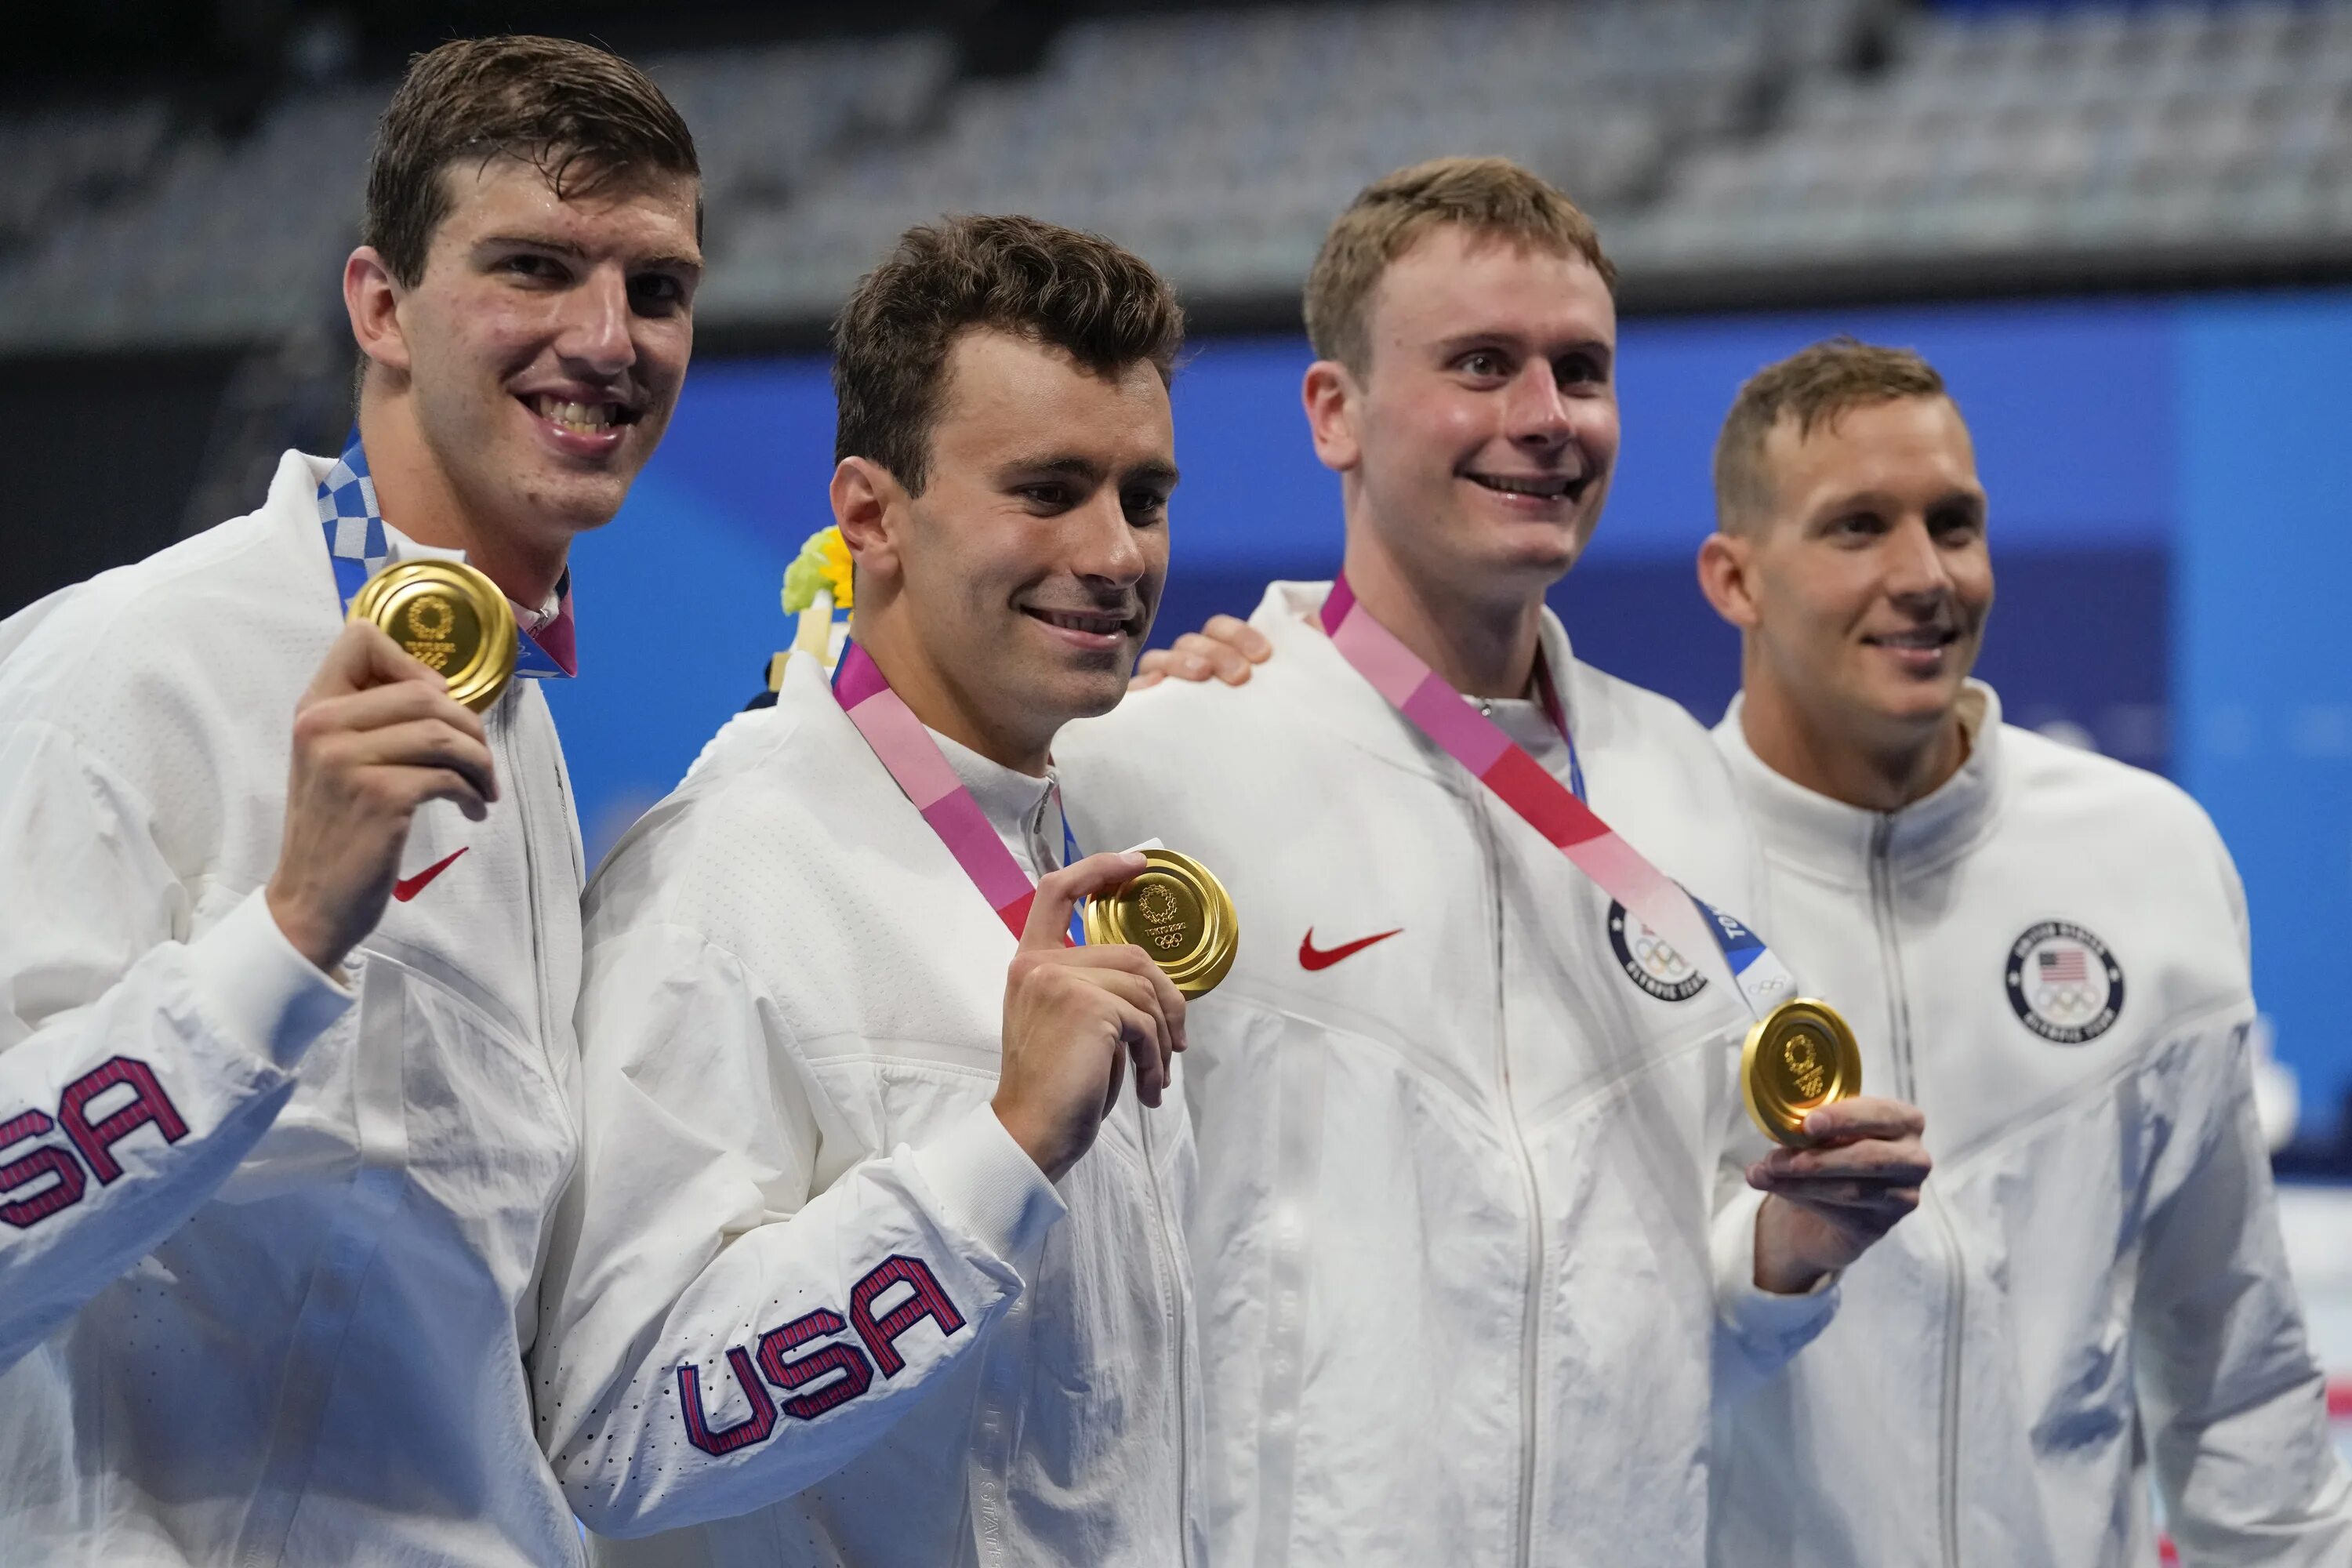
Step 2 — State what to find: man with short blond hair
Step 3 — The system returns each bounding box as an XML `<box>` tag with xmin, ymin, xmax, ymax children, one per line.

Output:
<box><xmin>1065</xmin><ymin>158</ymin><xmax>1929</xmax><ymax>1568</ymax></box>
<box><xmin>0</xmin><ymin>34</ymin><xmax>701</xmax><ymax>1566</ymax></box>
<box><xmin>1697</xmin><ymin>336</ymin><xmax>2352</xmax><ymax>1567</ymax></box>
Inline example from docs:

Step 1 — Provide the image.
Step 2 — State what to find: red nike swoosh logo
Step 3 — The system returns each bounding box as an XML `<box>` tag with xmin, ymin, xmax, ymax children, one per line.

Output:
<box><xmin>1298</xmin><ymin>926</ymin><xmax>1403</xmax><ymax>971</ymax></box>
<box><xmin>393</xmin><ymin>847</ymin><xmax>469</xmax><ymax>902</ymax></box>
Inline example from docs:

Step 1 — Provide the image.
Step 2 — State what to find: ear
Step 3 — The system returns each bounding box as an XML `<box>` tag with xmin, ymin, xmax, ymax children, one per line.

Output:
<box><xmin>831</xmin><ymin>457</ymin><xmax>904</xmax><ymax>590</ymax></box>
<box><xmin>1301</xmin><ymin>359</ymin><xmax>1363</xmax><ymax>475</ymax></box>
<box><xmin>1696</xmin><ymin>530</ymin><xmax>1762</xmax><ymax>632</ymax></box>
<box><xmin>343</xmin><ymin>246</ymin><xmax>411</xmax><ymax>383</ymax></box>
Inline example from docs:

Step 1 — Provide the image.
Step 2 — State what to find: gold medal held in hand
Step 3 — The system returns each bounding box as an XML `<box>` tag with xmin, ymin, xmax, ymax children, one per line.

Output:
<box><xmin>347</xmin><ymin>560</ymin><xmax>517</xmax><ymax>713</ymax></box>
<box><xmin>1082</xmin><ymin>848</ymin><xmax>1240</xmax><ymax>998</ymax></box>
<box><xmin>1741</xmin><ymin>997</ymin><xmax>1863</xmax><ymax>1147</ymax></box>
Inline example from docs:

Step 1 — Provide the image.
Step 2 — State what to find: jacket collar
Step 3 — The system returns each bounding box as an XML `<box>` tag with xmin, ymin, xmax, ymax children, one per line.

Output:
<box><xmin>1249</xmin><ymin>579</ymin><xmax>1584</xmax><ymax>784</ymax></box>
<box><xmin>935</xmin><ymin>727</ymin><xmax>1062</xmax><ymax>867</ymax></box>
<box><xmin>1716</xmin><ymin>681</ymin><xmax>2005</xmax><ymax>885</ymax></box>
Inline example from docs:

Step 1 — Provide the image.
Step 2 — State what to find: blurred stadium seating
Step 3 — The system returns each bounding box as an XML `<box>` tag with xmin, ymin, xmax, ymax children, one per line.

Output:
<box><xmin>8</xmin><ymin>0</ymin><xmax>2352</xmax><ymax>352</ymax></box>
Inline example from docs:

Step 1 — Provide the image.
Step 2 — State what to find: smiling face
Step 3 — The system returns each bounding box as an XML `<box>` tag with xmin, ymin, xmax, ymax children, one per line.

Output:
<box><xmin>1735</xmin><ymin>395</ymin><xmax>1994</xmax><ymax>748</ymax></box>
<box><xmin>1312</xmin><ymin>224</ymin><xmax>1618</xmax><ymax>605</ymax></box>
<box><xmin>855</xmin><ymin>327</ymin><xmax>1176</xmax><ymax>763</ymax></box>
<box><xmin>370</xmin><ymin>154</ymin><xmax>700</xmax><ymax>555</ymax></box>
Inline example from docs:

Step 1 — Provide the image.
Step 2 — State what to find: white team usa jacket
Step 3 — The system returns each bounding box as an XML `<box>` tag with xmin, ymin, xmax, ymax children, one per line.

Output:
<box><xmin>0</xmin><ymin>451</ymin><xmax>587</xmax><ymax>1565</ymax></box>
<box><xmin>1708</xmin><ymin>684</ymin><xmax>2352</xmax><ymax>1568</ymax></box>
<box><xmin>1058</xmin><ymin>581</ymin><xmax>1840</xmax><ymax>1568</ymax></box>
<box><xmin>534</xmin><ymin>648</ymin><xmax>1203</xmax><ymax>1566</ymax></box>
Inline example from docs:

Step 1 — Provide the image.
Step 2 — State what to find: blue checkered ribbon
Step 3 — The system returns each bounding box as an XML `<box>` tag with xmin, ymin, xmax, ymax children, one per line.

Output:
<box><xmin>316</xmin><ymin>427</ymin><xmax>389</xmax><ymax>612</ymax></box>
<box><xmin>317</xmin><ymin>426</ymin><xmax>575</xmax><ymax>682</ymax></box>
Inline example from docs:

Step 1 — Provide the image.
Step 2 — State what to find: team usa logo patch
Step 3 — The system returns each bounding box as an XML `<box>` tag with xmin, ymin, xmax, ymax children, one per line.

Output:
<box><xmin>1607</xmin><ymin>899</ymin><xmax>1708</xmax><ymax>1003</ymax></box>
<box><xmin>2005</xmin><ymin>921</ymin><xmax>2125</xmax><ymax>1044</ymax></box>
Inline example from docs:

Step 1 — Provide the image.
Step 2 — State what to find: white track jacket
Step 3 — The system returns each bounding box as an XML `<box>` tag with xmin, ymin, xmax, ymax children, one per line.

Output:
<box><xmin>0</xmin><ymin>451</ymin><xmax>587</xmax><ymax>1565</ymax></box>
<box><xmin>535</xmin><ymin>649</ymin><xmax>1201</xmax><ymax>1566</ymax></box>
<box><xmin>1058</xmin><ymin>582</ymin><xmax>1839</xmax><ymax>1568</ymax></box>
<box><xmin>1708</xmin><ymin>684</ymin><xmax>2352</xmax><ymax>1568</ymax></box>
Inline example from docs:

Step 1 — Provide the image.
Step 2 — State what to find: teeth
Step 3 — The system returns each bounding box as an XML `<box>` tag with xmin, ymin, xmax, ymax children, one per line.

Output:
<box><xmin>1472</xmin><ymin>473</ymin><xmax>1577</xmax><ymax>497</ymax></box>
<box><xmin>1036</xmin><ymin>610</ymin><xmax>1124</xmax><ymax>633</ymax></box>
<box><xmin>535</xmin><ymin>396</ymin><xmax>615</xmax><ymax>433</ymax></box>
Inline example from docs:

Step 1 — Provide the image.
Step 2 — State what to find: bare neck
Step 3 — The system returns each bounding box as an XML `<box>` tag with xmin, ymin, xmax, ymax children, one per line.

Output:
<box><xmin>358</xmin><ymin>399</ymin><xmax>568</xmax><ymax>608</ymax></box>
<box><xmin>851</xmin><ymin>601</ymin><xmax>1054</xmax><ymax>778</ymax></box>
<box><xmin>1340</xmin><ymin>532</ymin><xmax>1544</xmax><ymax>700</ymax></box>
<box><xmin>1738</xmin><ymin>663</ymin><xmax>1968</xmax><ymax>814</ymax></box>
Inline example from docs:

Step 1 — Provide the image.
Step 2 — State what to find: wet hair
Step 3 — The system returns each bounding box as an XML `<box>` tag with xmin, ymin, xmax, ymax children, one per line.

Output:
<box><xmin>831</xmin><ymin>213</ymin><xmax>1185</xmax><ymax>495</ymax></box>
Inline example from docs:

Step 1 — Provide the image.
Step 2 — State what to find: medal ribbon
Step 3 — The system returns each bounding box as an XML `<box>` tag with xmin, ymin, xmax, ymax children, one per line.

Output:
<box><xmin>314</xmin><ymin>427</ymin><xmax>578</xmax><ymax>679</ymax></box>
<box><xmin>1319</xmin><ymin>574</ymin><xmax>1793</xmax><ymax>1019</ymax></box>
<box><xmin>832</xmin><ymin>641</ymin><xmax>1083</xmax><ymax>946</ymax></box>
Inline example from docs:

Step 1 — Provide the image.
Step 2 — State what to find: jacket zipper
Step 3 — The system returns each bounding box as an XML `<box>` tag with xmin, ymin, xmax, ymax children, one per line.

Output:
<box><xmin>495</xmin><ymin>691</ymin><xmax>556</xmax><ymax>1059</ymax></box>
<box><xmin>1136</xmin><ymin>1102</ymin><xmax>1192</xmax><ymax>1567</ymax></box>
<box><xmin>1869</xmin><ymin>818</ymin><xmax>1964</xmax><ymax>1568</ymax></box>
<box><xmin>1476</xmin><ymin>799</ymin><xmax>1545</xmax><ymax>1568</ymax></box>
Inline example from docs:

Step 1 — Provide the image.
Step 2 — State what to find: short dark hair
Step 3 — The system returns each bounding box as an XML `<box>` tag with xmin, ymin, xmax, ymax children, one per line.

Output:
<box><xmin>363</xmin><ymin>35</ymin><xmax>699</xmax><ymax>288</ymax></box>
<box><xmin>832</xmin><ymin>214</ymin><xmax>1186</xmax><ymax>495</ymax></box>
<box><xmin>1713</xmin><ymin>337</ymin><xmax>1951</xmax><ymax>532</ymax></box>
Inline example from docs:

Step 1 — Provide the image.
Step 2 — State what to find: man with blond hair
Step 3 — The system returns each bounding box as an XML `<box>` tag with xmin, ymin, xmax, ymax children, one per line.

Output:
<box><xmin>1696</xmin><ymin>337</ymin><xmax>2352</xmax><ymax>1566</ymax></box>
<box><xmin>1061</xmin><ymin>158</ymin><xmax>1929</xmax><ymax>1567</ymax></box>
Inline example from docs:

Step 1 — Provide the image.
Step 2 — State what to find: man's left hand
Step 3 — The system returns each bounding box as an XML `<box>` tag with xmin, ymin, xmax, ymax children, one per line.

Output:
<box><xmin>1747</xmin><ymin>1096</ymin><xmax>1930</xmax><ymax>1294</ymax></box>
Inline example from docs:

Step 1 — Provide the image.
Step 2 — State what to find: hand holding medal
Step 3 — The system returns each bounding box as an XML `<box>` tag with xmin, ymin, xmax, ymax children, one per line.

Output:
<box><xmin>1080</xmin><ymin>848</ymin><xmax>1240</xmax><ymax>998</ymax></box>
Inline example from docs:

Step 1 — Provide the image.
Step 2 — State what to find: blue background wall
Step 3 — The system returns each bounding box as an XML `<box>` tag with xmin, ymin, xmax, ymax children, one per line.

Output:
<box><xmin>546</xmin><ymin>289</ymin><xmax>2350</xmax><ymax>1142</ymax></box>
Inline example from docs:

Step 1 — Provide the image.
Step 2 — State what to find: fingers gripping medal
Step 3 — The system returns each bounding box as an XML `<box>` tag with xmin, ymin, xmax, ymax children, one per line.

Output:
<box><xmin>347</xmin><ymin>560</ymin><xmax>517</xmax><ymax>713</ymax></box>
<box><xmin>1741</xmin><ymin>998</ymin><xmax>1864</xmax><ymax>1148</ymax></box>
<box><xmin>1082</xmin><ymin>849</ymin><xmax>1240</xmax><ymax>998</ymax></box>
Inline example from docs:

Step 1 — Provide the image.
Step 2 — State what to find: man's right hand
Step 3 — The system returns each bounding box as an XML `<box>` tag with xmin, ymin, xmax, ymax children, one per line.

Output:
<box><xmin>994</xmin><ymin>851</ymin><xmax>1187</xmax><ymax>1183</ymax></box>
<box><xmin>264</xmin><ymin>621</ymin><xmax>500</xmax><ymax>976</ymax></box>
<box><xmin>1128</xmin><ymin>614</ymin><xmax>1271</xmax><ymax>689</ymax></box>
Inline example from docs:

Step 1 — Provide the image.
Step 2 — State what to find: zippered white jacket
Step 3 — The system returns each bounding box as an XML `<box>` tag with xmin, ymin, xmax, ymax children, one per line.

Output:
<box><xmin>1708</xmin><ymin>683</ymin><xmax>2352</xmax><ymax>1568</ymax></box>
<box><xmin>534</xmin><ymin>648</ymin><xmax>1203</xmax><ymax>1566</ymax></box>
<box><xmin>0</xmin><ymin>450</ymin><xmax>588</xmax><ymax>1565</ymax></box>
<box><xmin>1058</xmin><ymin>582</ymin><xmax>1839</xmax><ymax>1568</ymax></box>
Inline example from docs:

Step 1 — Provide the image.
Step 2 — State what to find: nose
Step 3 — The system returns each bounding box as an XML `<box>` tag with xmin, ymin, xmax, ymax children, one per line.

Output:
<box><xmin>1883</xmin><ymin>516</ymin><xmax>1954</xmax><ymax>602</ymax></box>
<box><xmin>1504</xmin><ymin>360</ymin><xmax>1573</xmax><ymax>453</ymax></box>
<box><xmin>1069</xmin><ymin>489</ymin><xmax>1148</xmax><ymax>591</ymax></box>
<box><xmin>555</xmin><ymin>265</ymin><xmax>637</xmax><ymax>378</ymax></box>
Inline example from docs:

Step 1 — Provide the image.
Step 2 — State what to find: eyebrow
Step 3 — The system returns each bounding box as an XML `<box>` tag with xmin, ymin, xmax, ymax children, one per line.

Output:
<box><xmin>1432</xmin><ymin>330</ymin><xmax>1611</xmax><ymax>359</ymax></box>
<box><xmin>1816</xmin><ymin>485</ymin><xmax>1987</xmax><ymax>518</ymax></box>
<box><xmin>477</xmin><ymin>234</ymin><xmax>703</xmax><ymax>273</ymax></box>
<box><xmin>1004</xmin><ymin>455</ymin><xmax>1181</xmax><ymax>488</ymax></box>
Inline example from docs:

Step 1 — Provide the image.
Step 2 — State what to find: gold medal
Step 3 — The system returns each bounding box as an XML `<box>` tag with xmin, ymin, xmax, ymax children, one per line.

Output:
<box><xmin>1081</xmin><ymin>848</ymin><xmax>1240</xmax><ymax>998</ymax></box>
<box><xmin>347</xmin><ymin>560</ymin><xmax>517</xmax><ymax>713</ymax></box>
<box><xmin>1740</xmin><ymin>997</ymin><xmax>1862</xmax><ymax>1147</ymax></box>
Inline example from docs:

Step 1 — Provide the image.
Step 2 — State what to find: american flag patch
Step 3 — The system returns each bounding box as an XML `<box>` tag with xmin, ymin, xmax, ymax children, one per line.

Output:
<box><xmin>2039</xmin><ymin>949</ymin><xmax>2089</xmax><ymax>982</ymax></box>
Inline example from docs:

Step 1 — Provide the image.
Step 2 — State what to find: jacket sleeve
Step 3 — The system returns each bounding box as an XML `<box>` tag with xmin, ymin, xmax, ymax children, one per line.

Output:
<box><xmin>534</xmin><ymin>919</ymin><xmax>1066</xmax><ymax>1538</ymax></box>
<box><xmin>2135</xmin><ymin>849</ymin><xmax>2352</xmax><ymax>1564</ymax></box>
<box><xmin>0</xmin><ymin>720</ymin><xmax>351</xmax><ymax>1370</ymax></box>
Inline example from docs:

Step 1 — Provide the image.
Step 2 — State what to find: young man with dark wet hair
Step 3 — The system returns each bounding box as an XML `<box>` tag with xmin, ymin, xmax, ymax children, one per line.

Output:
<box><xmin>0</xmin><ymin>35</ymin><xmax>700</xmax><ymax>1564</ymax></box>
<box><xmin>538</xmin><ymin>215</ymin><xmax>1202</xmax><ymax>1566</ymax></box>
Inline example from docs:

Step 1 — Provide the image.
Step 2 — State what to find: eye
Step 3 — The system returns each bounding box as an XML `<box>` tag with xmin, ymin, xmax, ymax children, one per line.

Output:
<box><xmin>630</xmin><ymin>274</ymin><xmax>687</xmax><ymax>315</ymax></box>
<box><xmin>1830</xmin><ymin>511</ymin><xmax>1885</xmax><ymax>541</ymax></box>
<box><xmin>499</xmin><ymin>252</ymin><xmax>569</xmax><ymax>284</ymax></box>
<box><xmin>1557</xmin><ymin>352</ymin><xmax>1605</xmax><ymax>387</ymax></box>
<box><xmin>1929</xmin><ymin>506</ymin><xmax>1984</xmax><ymax>543</ymax></box>
<box><xmin>1123</xmin><ymin>488</ymin><xmax>1168</xmax><ymax>523</ymax></box>
<box><xmin>1018</xmin><ymin>482</ymin><xmax>1072</xmax><ymax>511</ymax></box>
<box><xmin>1457</xmin><ymin>349</ymin><xmax>1509</xmax><ymax>381</ymax></box>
